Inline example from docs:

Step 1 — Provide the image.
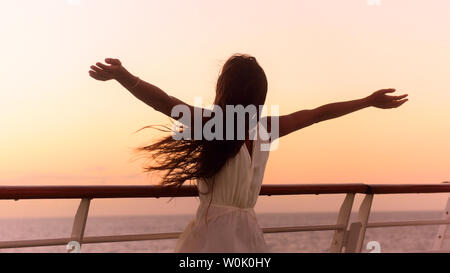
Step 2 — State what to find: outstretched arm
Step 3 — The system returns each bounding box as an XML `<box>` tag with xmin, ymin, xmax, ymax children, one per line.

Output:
<box><xmin>89</xmin><ymin>58</ymin><xmax>194</xmax><ymax>117</ymax></box>
<box><xmin>276</xmin><ymin>89</ymin><xmax>408</xmax><ymax>138</ymax></box>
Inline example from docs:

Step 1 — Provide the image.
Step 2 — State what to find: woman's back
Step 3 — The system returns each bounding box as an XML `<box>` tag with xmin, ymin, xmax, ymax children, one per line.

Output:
<box><xmin>198</xmin><ymin>137</ymin><xmax>270</xmax><ymax>208</ymax></box>
<box><xmin>175</xmin><ymin>136</ymin><xmax>271</xmax><ymax>252</ymax></box>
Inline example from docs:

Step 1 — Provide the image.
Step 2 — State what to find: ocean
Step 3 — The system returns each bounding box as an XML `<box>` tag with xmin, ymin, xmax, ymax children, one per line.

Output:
<box><xmin>0</xmin><ymin>211</ymin><xmax>449</xmax><ymax>253</ymax></box>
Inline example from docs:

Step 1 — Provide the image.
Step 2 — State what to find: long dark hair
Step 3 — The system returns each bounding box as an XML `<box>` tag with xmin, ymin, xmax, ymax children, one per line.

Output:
<box><xmin>137</xmin><ymin>54</ymin><xmax>268</xmax><ymax>192</ymax></box>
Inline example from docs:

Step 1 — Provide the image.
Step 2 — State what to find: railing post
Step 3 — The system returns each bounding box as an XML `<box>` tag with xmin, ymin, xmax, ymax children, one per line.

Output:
<box><xmin>330</xmin><ymin>193</ymin><xmax>355</xmax><ymax>253</ymax></box>
<box><xmin>68</xmin><ymin>198</ymin><xmax>91</xmax><ymax>253</ymax></box>
<box><xmin>345</xmin><ymin>194</ymin><xmax>373</xmax><ymax>253</ymax></box>
<box><xmin>344</xmin><ymin>222</ymin><xmax>362</xmax><ymax>253</ymax></box>
<box><xmin>432</xmin><ymin>197</ymin><xmax>450</xmax><ymax>250</ymax></box>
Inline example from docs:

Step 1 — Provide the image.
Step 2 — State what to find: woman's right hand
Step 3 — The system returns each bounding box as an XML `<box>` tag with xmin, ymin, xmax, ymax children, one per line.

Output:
<box><xmin>89</xmin><ymin>58</ymin><xmax>125</xmax><ymax>81</ymax></box>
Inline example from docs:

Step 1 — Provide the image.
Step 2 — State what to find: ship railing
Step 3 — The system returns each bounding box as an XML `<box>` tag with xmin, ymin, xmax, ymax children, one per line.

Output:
<box><xmin>0</xmin><ymin>183</ymin><xmax>449</xmax><ymax>253</ymax></box>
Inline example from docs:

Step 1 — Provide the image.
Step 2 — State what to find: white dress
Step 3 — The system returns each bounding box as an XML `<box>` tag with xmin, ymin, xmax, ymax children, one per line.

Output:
<box><xmin>175</xmin><ymin>136</ymin><xmax>271</xmax><ymax>252</ymax></box>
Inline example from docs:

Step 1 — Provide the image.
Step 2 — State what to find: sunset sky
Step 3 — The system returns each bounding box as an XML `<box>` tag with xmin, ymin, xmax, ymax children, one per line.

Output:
<box><xmin>1</xmin><ymin>0</ymin><xmax>449</xmax><ymax>218</ymax></box>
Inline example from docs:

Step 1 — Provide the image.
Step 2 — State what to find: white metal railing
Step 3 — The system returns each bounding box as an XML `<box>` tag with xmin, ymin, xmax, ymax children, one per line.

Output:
<box><xmin>0</xmin><ymin>183</ymin><xmax>449</xmax><ymax>253</ymax></box>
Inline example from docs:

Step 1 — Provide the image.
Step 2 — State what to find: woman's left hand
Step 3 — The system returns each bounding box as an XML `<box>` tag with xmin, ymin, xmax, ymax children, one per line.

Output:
<box><xmin>366</xmin><ymin>89</ymin><xmax>409</xmax><ymax>109</ymax></box>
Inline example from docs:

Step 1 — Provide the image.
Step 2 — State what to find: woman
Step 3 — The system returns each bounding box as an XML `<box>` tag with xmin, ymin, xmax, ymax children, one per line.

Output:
<box><xmin>89</xmin><ymin>54</ymin><xmax>408</xmax><ymax>252</ymax></box>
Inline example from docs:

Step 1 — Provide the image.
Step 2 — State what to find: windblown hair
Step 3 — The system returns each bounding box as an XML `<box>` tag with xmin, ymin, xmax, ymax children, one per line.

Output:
<box><xmin>137</xmin><ymin>54</ymin><xmax>268</xmax><ymax>191</ymax></box>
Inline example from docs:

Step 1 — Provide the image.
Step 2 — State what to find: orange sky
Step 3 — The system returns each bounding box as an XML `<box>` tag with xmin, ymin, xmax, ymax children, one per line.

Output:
<box><xmin>1</xmin><ymin>0</ymin><xmax>449</xmax><ymax>218</ymax></box>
